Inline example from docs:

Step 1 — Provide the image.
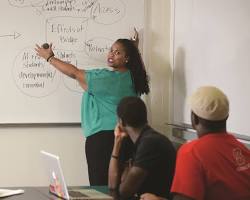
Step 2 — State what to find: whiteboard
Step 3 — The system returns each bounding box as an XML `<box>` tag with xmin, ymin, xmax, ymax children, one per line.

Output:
<box><xmin>172</xmin><ymin>0</ymin><xmax>250</xmax><ymax>136</ymax></box>
<box><xmin>0</xmin><ymin>0</ymin><xmax>144</xmax><ymax>123</ymax></box>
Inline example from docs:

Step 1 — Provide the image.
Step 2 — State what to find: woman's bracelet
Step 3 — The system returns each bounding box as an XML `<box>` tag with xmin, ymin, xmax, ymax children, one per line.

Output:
<box><xmin>111</xmin><ymin>155</ymin><xmax>119</xmax><ymax>159</ymax></box>
<box><xmin>48</xmin><ymin>56</ymin><xmax>55</xmax><ymax>63</ymax></box>
<box><xmin>47</xmin><ymin>54</ymin><xmax>54</xmax><ymax>62</ymax></box>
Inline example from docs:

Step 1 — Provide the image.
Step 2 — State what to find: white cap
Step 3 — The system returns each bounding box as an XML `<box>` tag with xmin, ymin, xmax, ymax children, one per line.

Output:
<box><xmin>189</xmin><ymin>86</ymin><xmax>229</xmax><ymax>121</ymax></box>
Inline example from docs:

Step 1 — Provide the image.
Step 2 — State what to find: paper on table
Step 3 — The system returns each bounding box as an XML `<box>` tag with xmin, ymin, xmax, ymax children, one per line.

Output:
<box><xmin>0</xmin><ymin>189</ymin><xmax>24</xmax><ymax>198</ymax></box>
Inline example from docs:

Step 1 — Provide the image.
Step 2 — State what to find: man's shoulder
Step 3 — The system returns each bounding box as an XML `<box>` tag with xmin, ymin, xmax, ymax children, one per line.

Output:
<box><xmin>140</xmin><ymin>127</ymin><xmax>175</xmax><ymax>151</ymax></box>
<box><xmin>142</xmin><ymin>127</ymin><xmax>169</xmax><ymax>141</ymax></box>
<box><xmin>178</xmin><ymin>134</ymin><xmax>226</xmax><ymax>156</ymax></box>
<box><xmin>178</xmin><ymin>139</ymin><xmax>201</xmax><ymax>154</ymax></box>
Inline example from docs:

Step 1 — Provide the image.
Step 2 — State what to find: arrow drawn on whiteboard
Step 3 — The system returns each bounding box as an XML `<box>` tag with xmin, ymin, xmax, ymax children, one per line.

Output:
<box><xmin>0</xmin><ymin>32</ymin><xmax>21</xmax><ymax>39</ymax></box>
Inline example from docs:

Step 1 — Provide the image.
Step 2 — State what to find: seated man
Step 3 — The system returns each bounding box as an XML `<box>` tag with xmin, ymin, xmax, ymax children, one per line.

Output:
<box><xmin>108</xmin><ymin>96</ymin><xmax>176</xmax><ymax>200</ymax></box>
<box><xmin>141</xmin><ymin>86</ymin><xmax>250</xmax><ymax>200</ymax></box>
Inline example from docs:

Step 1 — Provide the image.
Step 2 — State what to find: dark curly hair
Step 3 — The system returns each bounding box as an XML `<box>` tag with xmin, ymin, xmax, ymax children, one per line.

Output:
<box><xmin>116</xmin><ymin>39</ymin><xmax>150</xmax><ymax>96</ymax></box>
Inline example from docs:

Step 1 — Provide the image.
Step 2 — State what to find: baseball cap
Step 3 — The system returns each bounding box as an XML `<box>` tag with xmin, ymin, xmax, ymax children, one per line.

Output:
<box><xmin>189</xmin><ymin>86</ymin><xmax>229</xmax><ymax>121</ymax></box>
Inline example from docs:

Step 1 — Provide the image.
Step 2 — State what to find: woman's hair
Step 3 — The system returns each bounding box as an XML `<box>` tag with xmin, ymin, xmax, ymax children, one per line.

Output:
<box><xmin>116</xmin><ymin>39</ymin><xmax>150</xmax><ymax>95</ymax></box>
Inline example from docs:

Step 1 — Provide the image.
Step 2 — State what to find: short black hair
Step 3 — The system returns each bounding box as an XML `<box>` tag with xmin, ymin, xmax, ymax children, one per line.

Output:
<box><xmin>117</xmin><ymin>96</ymin><xmax>147</xmax><ymax>128</ymax></box>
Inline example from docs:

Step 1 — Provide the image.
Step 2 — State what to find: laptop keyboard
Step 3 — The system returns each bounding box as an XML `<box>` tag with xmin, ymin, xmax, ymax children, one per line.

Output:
<box><xmin>68</xmin><ymin>191</ymin><xmax>88</xmax><ymax>197</ymax></box>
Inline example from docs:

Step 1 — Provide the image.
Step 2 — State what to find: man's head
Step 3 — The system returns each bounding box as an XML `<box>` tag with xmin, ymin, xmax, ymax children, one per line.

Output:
<box><xmin>189</xmin><ymin>86</ymin><xmax>229</xmax><ymax>135</ymax></box>
<box><xmin>117</xmin><ymin>96</ymin><xmax>147</xmax><ymax>129</ymax></box>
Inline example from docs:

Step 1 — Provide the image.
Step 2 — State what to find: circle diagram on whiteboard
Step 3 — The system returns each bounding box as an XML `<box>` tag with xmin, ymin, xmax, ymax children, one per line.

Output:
<box><xmin>12</xmin><ymin>47</ymin><xmax>61</xmax><ymax>98</ymax></box>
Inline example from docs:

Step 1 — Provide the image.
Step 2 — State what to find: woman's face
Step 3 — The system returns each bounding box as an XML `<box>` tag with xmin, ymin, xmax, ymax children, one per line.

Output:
<box><xmin>107</xmin><ymin>42</ymin><xmax>128</xmax><ymax>69</ymax></box>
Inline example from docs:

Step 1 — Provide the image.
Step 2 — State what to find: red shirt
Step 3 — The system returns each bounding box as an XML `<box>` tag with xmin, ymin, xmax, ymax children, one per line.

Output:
<box><xmin>171</xmin><ymin>133</ymin><xmax>250</xmax><ymax>200</ymax></box>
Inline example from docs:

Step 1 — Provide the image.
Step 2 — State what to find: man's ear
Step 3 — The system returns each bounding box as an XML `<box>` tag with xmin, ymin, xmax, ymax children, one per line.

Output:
<box><xmin>191</xmin><ymin>111</ymin><xmax>199</xmax><ymax>127</ymax></box>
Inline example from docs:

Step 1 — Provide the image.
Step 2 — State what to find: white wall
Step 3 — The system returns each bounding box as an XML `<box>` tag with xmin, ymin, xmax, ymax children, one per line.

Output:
<box><xmin>0</xmin><ymin>126</ymin><xmax>87</xmax><ymax>187</ymax></box>
<box><xmin>145</xmin><ymin>0</ymin><xmax>172</xmax><ymax>134</ymax></box>
<box><xmin>0</xmin><ymin>0</ymin><xmax>171</xmax><ymax>187</ymax></box>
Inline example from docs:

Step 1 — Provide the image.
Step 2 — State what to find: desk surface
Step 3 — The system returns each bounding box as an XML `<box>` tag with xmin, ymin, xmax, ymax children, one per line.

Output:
<box><xmin>0</xmin><ymin>187</ymin><xmax>47</xmax><ymax>200</ymax></box>
<box><xmin>4</xmin><ymin>186</ymin><xmax>111</xmax><ymax>200</ymax></box>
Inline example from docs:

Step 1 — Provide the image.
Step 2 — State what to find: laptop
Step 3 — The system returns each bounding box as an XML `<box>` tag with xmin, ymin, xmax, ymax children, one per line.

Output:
<box><xmin>40</xmin><ymin>150</ymin><xmax>113</xmax><ymax>200</ymax></box>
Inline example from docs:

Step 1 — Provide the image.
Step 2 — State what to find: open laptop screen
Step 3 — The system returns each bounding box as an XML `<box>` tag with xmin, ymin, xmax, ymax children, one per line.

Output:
<box><xmin>40</xmin><ymin>150</ymin><xmax>113</xmax><ymax>200</ymax></box>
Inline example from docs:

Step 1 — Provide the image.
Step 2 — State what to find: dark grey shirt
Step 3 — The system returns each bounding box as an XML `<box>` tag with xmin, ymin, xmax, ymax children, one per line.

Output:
<box><xmin>132</xmin><ymin>125</ymin><xmax>176</xmax><ymax>199</ymax></box>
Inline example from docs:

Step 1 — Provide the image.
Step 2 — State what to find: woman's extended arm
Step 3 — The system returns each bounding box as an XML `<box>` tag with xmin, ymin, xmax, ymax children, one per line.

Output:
<box><xmin>35</xmin><ymin>43</ymin><xmax>87</xmax><ymax>90</ymax></box>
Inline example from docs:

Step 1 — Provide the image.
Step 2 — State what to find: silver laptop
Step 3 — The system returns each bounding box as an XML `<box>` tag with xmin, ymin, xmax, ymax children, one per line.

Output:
<box><xmin>40</xmin><ymin>150</ymin><xmax>113</xmax><ymax>200</ymax></box>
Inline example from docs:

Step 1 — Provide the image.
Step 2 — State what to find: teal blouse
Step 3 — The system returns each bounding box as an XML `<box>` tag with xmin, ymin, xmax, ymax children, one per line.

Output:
<box><xmin>81</xmin><ymin>68</ymin><xmax>136</xmax><ymax>137</ymax></box>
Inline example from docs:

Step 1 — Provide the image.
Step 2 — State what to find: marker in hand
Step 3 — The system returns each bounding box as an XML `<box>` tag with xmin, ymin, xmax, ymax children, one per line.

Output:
<box><xmin>42</xmin><ymin>43</ymin><xmax>49</xmax><ymax>49</ymax></box>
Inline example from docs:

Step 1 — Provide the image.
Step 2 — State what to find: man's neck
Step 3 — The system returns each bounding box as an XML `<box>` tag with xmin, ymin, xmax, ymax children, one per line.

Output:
<box><xmin>126</xmin><ymin>125</ymin><xmax>147</xmax><ymax>143</ymax></box>
<box><xmin>198</xmin><ymin>128</ymin><xmax>227</xmax><ymax>138</ymax></box>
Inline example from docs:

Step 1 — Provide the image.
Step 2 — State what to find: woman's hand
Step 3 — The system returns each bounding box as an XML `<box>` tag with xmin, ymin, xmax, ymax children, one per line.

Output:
<box><xmin>130</xmin><ymin>27</ymin><xmax>139</xmax><ymax>47</ymax></box>
<box><xmin>35</xmin><ymin>43</ymin><xmax>54</xmax><ymax>61</ymax></box>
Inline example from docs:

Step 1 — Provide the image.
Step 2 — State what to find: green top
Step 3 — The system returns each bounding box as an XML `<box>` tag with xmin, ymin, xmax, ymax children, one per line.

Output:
<box><xmin>81</xmin><ymin>68</ymin><xmax>136</xmax><ymax>137</ymax></box>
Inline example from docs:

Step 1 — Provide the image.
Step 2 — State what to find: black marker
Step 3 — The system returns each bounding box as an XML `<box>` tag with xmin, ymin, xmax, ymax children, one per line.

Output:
<box><xmin>42</xmin><ymin>43</ymin><xmax>49</xmax><ymax>49</ymax></box>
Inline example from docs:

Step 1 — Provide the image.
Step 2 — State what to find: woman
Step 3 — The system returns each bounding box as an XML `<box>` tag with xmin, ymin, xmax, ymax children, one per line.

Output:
<box><xmin>35</xmin><ymin>31</ymin><xmax>149</xmax><ymax>186</ymax></box>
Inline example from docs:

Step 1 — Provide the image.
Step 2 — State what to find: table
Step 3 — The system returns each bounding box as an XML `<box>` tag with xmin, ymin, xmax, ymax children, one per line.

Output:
<box><xmin>2</xmin><ymin>186</ymin><xmax>113</xmax><ymax>200</ymax></box>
